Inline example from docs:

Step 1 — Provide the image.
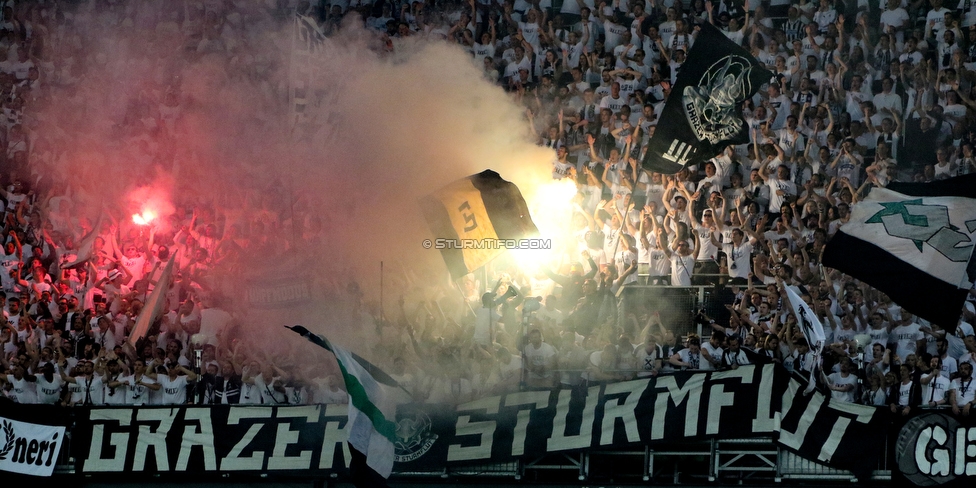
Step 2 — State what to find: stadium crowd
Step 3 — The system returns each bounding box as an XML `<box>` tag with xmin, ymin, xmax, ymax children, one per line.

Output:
<box><xmin>0</xmin><ymin>0</ymin><xmax>343</xmax><ymax>408</ymax></box>
<box><xmin>374</xmin><ymin>0</ymin><xmax>976</xmax><ymax>414</ymax></box>
<box><xmin>0</xmin><ymin>0</ymin><xmax>974</xmax><ymax>420</ymax></box>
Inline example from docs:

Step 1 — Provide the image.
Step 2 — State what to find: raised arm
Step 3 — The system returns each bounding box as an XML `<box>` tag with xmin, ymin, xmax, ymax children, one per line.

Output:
<box><xmin>757</xmin><ymin>152</ymin><xmax>773</xmax><ymax>181</ymax></box>
<box><xmin>657</xmin><ymin>227</ymin><xmax>672</xmax><ymax>258</ymax></box>
<box><xmin>657</xmin><ymin>38</ymin><xmax>670</xmax><ymax>63</ymax></box>
<box><xmin>587</xmin><ymin>133</ymin><xmax>603</xmax><ymax>162</ymax></box>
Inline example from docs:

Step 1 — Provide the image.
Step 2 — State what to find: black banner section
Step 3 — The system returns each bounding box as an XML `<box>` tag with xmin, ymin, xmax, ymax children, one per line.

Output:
<box><xmin>64</xmin><ymin>365</ymin><xmax>888</xmax><ymax>477</ymax></box>
<box><xmin>641</xmin><ymin>23</ymin><xmax>773</xmax><ymax>174</ymax></box>
<box><xmin>893</xmin><ymin>412</ymin><xmax>976</xmax><ymax>487</ymax></box>
<box><xmin>887</xmin><ymin>174</ymin><xmax>976</xmax><ymax>199</ymax></box>
<box><xmin>823</xmin><ymin>230</ymin><xmax>969</xmax><ymax>331</ymax></box>
<box><xmin>73</xmin><ymin>404</ymin><xmax>346</xmax><ymax>474</ymax></box>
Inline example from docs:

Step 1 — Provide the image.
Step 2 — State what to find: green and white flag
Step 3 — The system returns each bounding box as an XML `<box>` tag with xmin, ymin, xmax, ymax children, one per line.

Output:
<box><xmin>286</xmin><ymin>326</ymin><xmax>400</xmax><ymax>478</ymax></box>
<box><xmin>824</xmin><ymin>184</ymin><xmax>976</xmax><ymax>330</ymax></box>
<box><xmin>329</xmin><ymin>339</ymin><xmax>398</xmax><ymax>478</ymax></box>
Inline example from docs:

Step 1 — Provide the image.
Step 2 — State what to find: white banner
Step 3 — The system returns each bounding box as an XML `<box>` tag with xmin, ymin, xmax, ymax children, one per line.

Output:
<box><xmin>0</xmin><ymin>416</ymin><xmax>66</xmax><ymax>476</ymax></box>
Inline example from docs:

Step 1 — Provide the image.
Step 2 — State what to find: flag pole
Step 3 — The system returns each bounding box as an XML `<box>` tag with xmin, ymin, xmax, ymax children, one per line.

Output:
<box><xmin>294</xmin><ymin>326</ymin><xmax>414</xmax><ymax>399</ymax></box>
<box><xmin>379</xmin><ymin>261</ymin><xmax>384</xmax><ymax>326</ymax></box>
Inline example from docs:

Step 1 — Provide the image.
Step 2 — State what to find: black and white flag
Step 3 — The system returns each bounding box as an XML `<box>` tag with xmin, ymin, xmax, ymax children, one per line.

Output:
<box><xmin>785</xmin><ymin>285</ymin><xmax>825</xmax><ymax>393</ymax></box>
<box><xmin>641</xmin><ymin>23</ymin><xmax>772</xmax><ymax>174</ymax></box>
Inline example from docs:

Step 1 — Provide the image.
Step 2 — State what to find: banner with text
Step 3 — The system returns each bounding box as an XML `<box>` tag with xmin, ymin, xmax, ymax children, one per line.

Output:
<box><xmin>67</xmin><ymin>365</ymin><xmax>888</xmax><ymax>477</ymax></box>
<box><xmin>893</xmin><ymin>411</ymin><xmax>976</xmax><ymax>487</ymax></box>
<box><xmin>0</xmin><ymin>415</ymin><xmax>67</xmax><ymax>476</ymax></box>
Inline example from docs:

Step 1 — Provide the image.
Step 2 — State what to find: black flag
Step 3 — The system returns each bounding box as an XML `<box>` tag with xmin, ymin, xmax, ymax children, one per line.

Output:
<box><xmin>642</xmin><ymin>23</ymin><xmax>773</xmax><ymax>174</ymax></box>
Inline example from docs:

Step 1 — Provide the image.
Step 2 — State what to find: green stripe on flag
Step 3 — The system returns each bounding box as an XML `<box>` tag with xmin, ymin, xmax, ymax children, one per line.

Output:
<box><xmin>334</xmin><ymin>356</ymin><xmax>398</xmax><ymax>442</ymax></box>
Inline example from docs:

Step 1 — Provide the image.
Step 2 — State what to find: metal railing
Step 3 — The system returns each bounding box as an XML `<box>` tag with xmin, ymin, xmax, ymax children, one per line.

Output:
<box><xmin>410</xmin><ymin>439</ymin><xmax>892</xmax><ymax>484</ymax></box>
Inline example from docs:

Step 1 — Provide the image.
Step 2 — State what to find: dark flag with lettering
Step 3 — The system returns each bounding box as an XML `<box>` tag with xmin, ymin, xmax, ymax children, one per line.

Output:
<box><xmin>823</xmin><ymin>175</ymin><xmax>976</xmax><ymax>332</ymax></box>
<box><xmin>420</xmin><ymin>170</ymin><xmax>538</xmax><ymax>279</ymax></box>
<box><xmin>641</xmin><ymin>23</ymin><xmax>772</xmax><ymax>174</ymax></box>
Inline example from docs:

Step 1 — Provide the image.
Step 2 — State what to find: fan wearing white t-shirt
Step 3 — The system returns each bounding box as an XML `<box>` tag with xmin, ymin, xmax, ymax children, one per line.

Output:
<box><xmin>248</xmin><ymin>368</ymin><xmax>288</xmax><ymax>405</ymax></box>
<box><xmin>147</xmin><ymin>364</ymin><xmax>198</xmax><ymax>405</ymax></box>
<box><xmin>125</xmin><ymin>360</ymin><xmax>160</xmax><ymax>405</ymax></box>
<box><xmin>951</xmin><ymin>362</ymin><xmax>976</xmax><ymax>416</ymax></box>
<box><xmin>879</xmin><ymin>0</ymin><xmax>909</xmax><ymax>43</ymax></box>
<box><xmin>614</xmin><ymin>235</ymin><xmax>639</xmax><ymax>286</ymax></box>
<box><xmin>926</xmin><ymin>0</ymin><xmax>951</xmax><ymax>39</ymax></box>
<box><xmin>34</xmin><ymin>369</ymin><xmax>63</xmax><ymax>405</ymax></box>
<box><xmin>715</xmin><ymin>227</ymin><xmax>756</xmax><ymax>283</ymax></box>
<box><xmin>826</xmin><ymin>358</ymin><xmax>858</xmax><ymax>403</ymax></box>
<box><xmin>889</xmin><ymin>364</ymin><xmax>920</xmax><ymax>415</ymax></box>
<box><xmin>525</xmin><ymin>329</ymin><xmax>558</xmax><ymax>388</ymax></box>
<box><xmin>669</xmin><ymin>334</ymin><xmax>703</xmax><ymax>370</ymax></box>
<box><xmin>519</xmin><ymin>12</ymin><xmax>544</xmax><ymax>52</ymax></box>
<box><xmin>634</xmin><ymin>334</ymin><xmax>664</xmax><ymax>378</ymax></box>
<box><xmin>1</xmin><ymin>367</ymin><xmax>36</xmax><ymax>404</ymax></box>
<box><xmin>317</xmin><ymin>375</ymin><xmax>350</xmax><ymax>404</ymax></box>
<box><xmin>922</xmin><ymin>356</ymin><xmax>951</xmax><ymax>407</ymax></box>
<box><xmin>103</xmin><ymin>361</ymin><xmax>129</xmax><ymax>406</ymax></box>
<box><xmin>692</xmin><ymin>212</ymin><xmax>720</xmax><ymax>263</ymax></box>
<box><xmin>60</xmin><ymin>359</ymin><xmax>105</xmax><ymax>406</ymax></box>
<box><xmin>890</xmin><ymin>317</ymin><xmax>925</xmax><ymax>363</ymax></box>
<box><xmin>700</xmin><ymin>332</ymin><xmax>725</xmax><ymax>371</ymax></box>
<box><xmin>659</xmin><ymin>227</ymin><xmax>697</xmax><ymax>287</ymax></box>
<box><xmin>759</xmin><ymin>157</ymin><xmax>796</xmax><ymax>215</ymax></box>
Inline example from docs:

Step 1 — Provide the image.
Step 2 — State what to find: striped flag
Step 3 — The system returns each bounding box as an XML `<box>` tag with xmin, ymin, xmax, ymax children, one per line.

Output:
<box><xmin>127</xmin><ymin>254</ymin><xmax>177</xmax><ymax>348</ymax></box>
<box><xmin>286</xmin><ymin>326</ymin><xmax>400</xmax><ymax>479</ymax></box>
<box><xmin>823</xmin><ymin>176</ymin><xmax>976</xmax><ymax>332</ymax></box>
<box><xmin>420</xmin><ymin>170</ymin><xmax>538</xmax><ymax>279</ymax></box>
